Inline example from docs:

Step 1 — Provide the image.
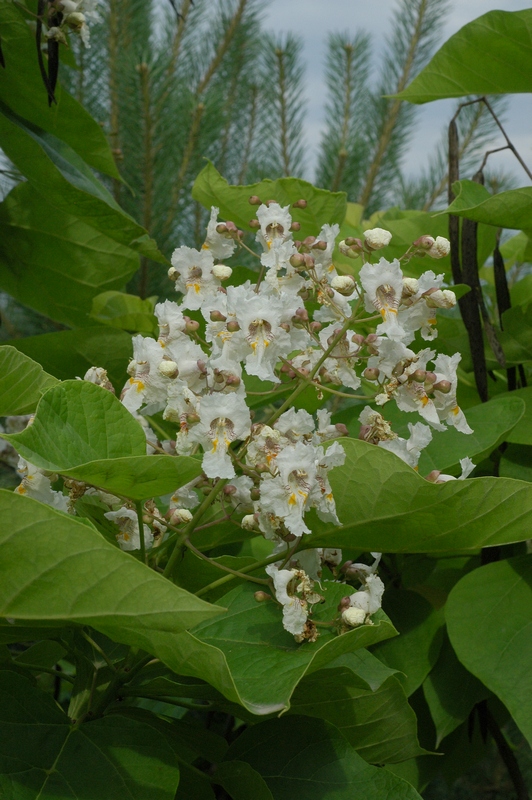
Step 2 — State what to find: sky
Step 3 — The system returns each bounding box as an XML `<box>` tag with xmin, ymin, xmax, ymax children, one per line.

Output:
<box><xmin>261</xmin><ymin>0</ymin><xmax>532</xmax><ymax>185</ymax></box>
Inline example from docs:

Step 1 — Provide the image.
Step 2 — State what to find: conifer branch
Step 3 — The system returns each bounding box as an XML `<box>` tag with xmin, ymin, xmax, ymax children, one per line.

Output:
<box><xmin>162</xmin><ymin>102</ymin><xmax>205</xmax><ymax>236</ymax></box>
<box><xmin>197</xmin><ymin>0</ymin><xmax>248</xmax><ymax>96</ymax></box>
<box><xmin>358</xmin><ymin>0</ymin><xmax>428</xmax><ymax>208</ymax></box>
<box><xmin>330</xmin><ymin>43</ymin><xmax>353</xmax><ymax>192</ymax></box>
<box><xmin>276</xmin><ymin>46</ymin><xmax>291</xmax><ymax>176</ymax></box>
<box><xmin>138</xmin><ymin>62</ymin><xmax>155</xmax><ymax>299</ymax></box>
<box><xmin>108</xmin><ymin>0</ymin><xmax>122</xmax><ymax>203</ymax></box>
<box><xmin>238</xmin><ymin>84</ymin><xmax>258</xmax><ymax>183</ymax></box>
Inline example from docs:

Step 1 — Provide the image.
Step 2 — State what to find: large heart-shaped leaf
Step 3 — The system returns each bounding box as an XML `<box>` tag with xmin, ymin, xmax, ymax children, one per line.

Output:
<box><xmin>0</xmin><ymin>1</ymin><xmax>119</xmax><ymax>177</ymax></box>
<box><xmin>224</xmin><ymin>716</ymin><xmax>423</xmax><ymax>799</ymax></box>
<box><xmin>0</xmin><ymin>345</ymin><xmax>57</xmax><ymax>416</ymax></box>
<box><xmin>446</xmin><ymin>555</ymin><xmax>532</xmax><ymax>747</ymax></box>
<box><xmin>0</xmin><ymin>183</ymin><xmax>139</xmax><ymax>327</ymax></box>
<box><xmin>0</xmin><ymin>670</ymin><xmax>180</xmax><ymax>800</ymax></box>
<box><xmin>445</xmin><ymin>180</ymin><xmax>532</xmax><ymax>231</ymax></box>
<box><xmin>3</xmin><ymin>380</ymin><xmax>146</xmax><ymax>470</ymax></box>
<box><xmin>304</xmin><ymin>439</ymin><xmax>532</xmax><ymax>552</ymax></box>
<box><xmin>62</xmin><ymin>455</ymin><xmax>204</xmax><ymax>501</ymax></box>
<box><xmin>90</xmin><ymin>291</ymin><xmax>158</xmax><ymax>335</ymax></box>
<box><xmin>397</xmin><ymin>9</ymin><xmax>532</xmax><ymax>103</ymax></box>
<box><xmin>422</xmin><ymin>632</ymin><xmax>489</xmax><ymax>747</ymax></box>
<box><xmin>141</xmin><ymin>582</ymin><xmax>396</xmax><ymax>715</ymax></box>
<box><xmin>0</xmin><ymin>491</ymin><xmax>223</xmax><ymax>639</ymax></box>
<box><xmin>289</xmin><ymin>665</ymin><xmax>428</xmax><ymax>764</ymax></box>
<box><xmin>192</xmin><ymin>161</ymin><xmax>346</xmax><ymax>239</ymax></box>
<box><xmin>0</xmin><ymin>100</ymin><xmax>164</xmax><ymax>262</ymax></box>
<box><xmin>9</xmin><ymin>326</ymin><xmax>133</xmax><ymax>391</ymax></box>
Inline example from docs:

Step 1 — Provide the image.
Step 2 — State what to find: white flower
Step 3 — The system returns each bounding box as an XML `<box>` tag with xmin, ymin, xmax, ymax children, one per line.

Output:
<box><xmin>259</xmin><ymin>441</ymin><xmax>319</xmax><ymax>537</ymax></box>
<box><xmin>170</xmin><ymin>246</ymin><xmax>220</xmax><ymax>310</ymax></box>
<box><xmin>14</xmin><ymin>458</ymin><xmax>69</xmax><ymax>513</ymax></box>
<box><xmin>312</xmin><ymin>223</ymin><xmax>340</xmax><ymax>280</ymax></box>
<box><xmin>104</xmin><ymin>506</ymin><xmax>153</xmax><ymax>552</ymax></box>
<box><xmin>314</xmin><ymin>441</ymin><xmax>345</xmax><ymax>525</ymax></box>
<box><xmin>432</xmin><ymin>353</ymin><xmax>473</xmax><ymax>434</ymax></box>
<box><xmin>378</xmin><ymin>422</ymin><xmax>433</xmax><ymax>470</ymax></box>
<box><xmin>349</xmin><ymin>573</ymin><xmax>385</xmax><ymax>616</ymax></box>
<box><xmin>436</xmin><ymin>457</ymin><xmax>476</xmax><ymax>482</ymax></box>
<box><xmin>256</xmin><ymin>203</ymin><xmax>292</xmax><ymax>250</ymax></box>
<box><xmin>342</xmin><ymin>607</ymin><xmax>366</xmax><ymax>627</ymax></box>
<box><xmin>190</xmin><ymin>391</ymin><xmax>251</xmax><ymax>479</ymax></box>
<box><xmin>364</xmin><ymin>227</ymin><xmax>392</xmax><ymax>250</ymax></box>
<box><xmin>121</xmin><ymin>336</ymin><xmax>167</xmax><ymax>415</ymax></box>
<box><xmin>331</xmin><ymin>275</ymin><xmax>356</xmax><ymax>295</ymax></box>
<box><xmin>203</xmin><ymin>207</ymin><xmax>237</xmax><ymax>260</ymax></box>
<box><xmin>428</xmin><ymin>236</ymin><xmax>450</xmax><ymax>259</ymax></box>
<box><xmin>359</xmin><ymin>258</ymin><xmax>406</xmax><ymax>340</ymax></box>
<box><xmin>155</xmin><ymin>301</ymin><xmax>187</xmax><ymax>347</ymax></box>
<box><xmin>274</xmin><ymin>408</ymin><xmax>314</xmax><ymax>441</ymax></box>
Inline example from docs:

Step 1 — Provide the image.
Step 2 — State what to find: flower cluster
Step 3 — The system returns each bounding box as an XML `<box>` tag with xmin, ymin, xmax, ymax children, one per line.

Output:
<box><xmin>46</xmin><ymin>0</ymin><xmax>101</xmax><ymax>48</ymax></box>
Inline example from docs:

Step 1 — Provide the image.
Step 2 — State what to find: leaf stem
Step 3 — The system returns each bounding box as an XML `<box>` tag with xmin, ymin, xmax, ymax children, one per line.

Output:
<box><xmin>184</xmin><ymin>537</ymin><xmax>269</xmax><ymax>587</ymax></box>
<box><xmin>135</xmin><ymin>501</ymin><xmax>147</xmax><ymax>564</ymax></box>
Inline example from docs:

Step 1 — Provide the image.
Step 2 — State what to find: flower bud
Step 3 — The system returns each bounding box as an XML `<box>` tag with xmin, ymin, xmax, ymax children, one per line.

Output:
<box><xmin>409</xmin><ymin>369</ymin><xmax>426</xmax><ymax>383</ymax></box>
<box><xmin>170</xmin><ymin>508</ymin><xmax>193</xmax><ymax>525</ymax></box>
<box><xmin>338</xmin><ymin>240</ymin><xmax>360</xmax><ymax>259</ymax></box>
<box><xmin>213</xmin><ymin>370</ymin><xmax>225</xmax><ymax>383</ymax></box>
<box><xmin>196</xmin><ymin>359</ymin><xmax>207</xmax><ymax>374</ymax></box>
<box><xmin>242</xmin><ymin>514</ymin><xmax>259</xmax><ymax>530</ymax></box>
<box><xmin>413</xmin><ymin>235</ymin><xmax>435</xmax><ymax>250</ymax></box>
<box><xmin>303</xmin><ymin>236</ymin><xmax>316</xmax><ymax>247</ymax></box>
<box><xmin>186</xmin><ymin>319</ymin><xmax>200</xmax><ymax>333</ymax></box>
<box><xmin>210</xmin><ymin>310</ymin><xmax>227</xmax><ymax>322</ymax></box>
<box><xmin>402</xmin><ymin>277</ymin><xmax>419</xmax><ymax>297</ymax></box>
<box><xmin>65</xmin><ymin>11</ymin><xmax>86</xmax><ymax>31</ymax></box>
<box><xmin>254</xmin><ymin>591</ymin><xmax>272</xmax><ymax>602</ymax></box>
<box><xmin>303</xmin><ymin>254</ymin><xmax>315</xmax><ymax>269</ymax></box>
<box><xmin>312</xmin><ymin>240</ymin><xmax>328</xmax><ymax>251</ymax></box>
<box><xmin>226</xmin><ymin>320</ymin><xmax>240</xmax><ymax>333</ymax></box>
<box><xmin>290</xmin><ymin>221</ymin><xmax>301</xmax><ymax>232</ymax></box>
<box><xmin>292</xmin><ymin>199</ymin><xmax>308</xmax><ymax>209</ymax></box>
<box><xmin>365</xmin><ymin>334</ymin><xmax>378</xmax><ymax>344</ymax></box>
<box><xmin>335</xmin><ymin>423</ymin><xmax>349</xmax><ymax>436</ymax></box>
<box><xmin>337</xmin><ymin>596</ymin><xmax>351</xmax><ymax>612</ymax></box>
<box><xmin>225</xmin><ymin>373</ymin><xmax>241</xmax><ymax>388</ymax></box>
<box><xmin>425</xmin><ymin>289</ymin><xmax>456</xmax><ymax>309</ymax></box>
<box><xmin>290</xmin><ymin>253</ymin><xmax>306</xmax><ymax>269</ymax></box>
<box><xmin>331</xmin><ymin>275</ymin><xmax>355</xmax><ymax>295</ymax></box>
<box><xmin>342</xmin><ymin>607</ymin><xmax>366</xmax><ymax>627</ymax></box>
<box><xmin>249</xmin><ymin>195</ymin><xmax>262</xmax><ymax>205</ymax></box>
<box><xmin>309</xmin><ymin>321</ymin><xmax>322</xmax><ymax>333</ymax></box>
<box><xmin>223</xmin><ymin>484</ymin><xmax>237</xmax><ymax>495</ymax></box>
<box><xmin>363</xmin><ymin>227</ymin><xmax>392</xmax><ymax>250</ymax></box>
<box><xmin>280</xmin><ymin>321</ymin><xmax>291</xmax><ymax>332</ymax></box>
<box><xmin>158</xmin><ymin>360</ymin><xmax>179</xmax><ymax>379</ymax></box>
<box><xmin>428</xmin><ymin>236</ymin><xmax>451</xmax><ymax>259</ymax></box>
<box><xmin>216</xmin><ymin>223</ymin><xmax>228</xmax><ymax>234</ymax></box>
<box><xmin>363</xmin><ymin>367</ymin><xmax>380</xmax><ymax>381</ymax></box>
<box><xmin>250</xmin><ymin>487</ymin><xmax>261</xmax><ymax>501</ymax></box>
<box><xmin>212</xmin><ymin>264</ymin><xmax>232</xmax><ymax>281</ymax></box>
<box><xmin>425</xmin><ymin>371</ymin><xmax>436</xmax><ymax>384</ymax></box>
<box><xmin>351</xmin><ymin>333</ymin><xmax>365</xmax><ymax>346</ymax></box>
<box><xmin>433</xmin><ymin>380</ymin><xmax>452</xmax><ymax>394</ymax></box>
<box><xmin>168</xmin><ymin>266</ymin><xmax>179</xmax><ymax>281</ymax></box>
<box><xmin>425</xmin><ymin>470</ymin><xmax>442</xmax><ymax>483</ymax></box>
<box><xmin>249</xmin><ymin>219</ymin><xmax>260</xmax><ymax>229</ymax></box>
<box><xmin>295</xmin><ymin>307</ymin><xmax>309</xmax><ymax>321</ymax></box>
<box><xmin>225</xmin><ymin>221</ymin><xmax>238</xmax><ymax>233</ymax></box>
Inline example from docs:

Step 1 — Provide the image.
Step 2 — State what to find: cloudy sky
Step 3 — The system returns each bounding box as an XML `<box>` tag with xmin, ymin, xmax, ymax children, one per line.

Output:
<box><xmin>261</xmin><ymin>0</ymin><xmax>532</xmax><ymax>185</ymax></box>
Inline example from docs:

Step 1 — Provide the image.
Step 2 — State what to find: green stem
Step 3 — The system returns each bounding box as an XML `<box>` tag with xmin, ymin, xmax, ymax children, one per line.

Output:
<box><xmin>135</xmin><ymin>501</ymin><xmax>147</xmax><ymax>565</ymax></box>
<box><xmin>20</xmin><ymin>664</ymin><xmax>74</xmax><ymax>683</ymax></box>
<box><xmin>195</xmin><ymin>551</ymin><xmax>284</xmax><ymax>597</ymax></box>
<box><xmin>81</xmin><ymin>630</ymin><xmax>117</xmax><ymax>673</ymax></box>
<box><xmin>163</xmin><ymin>480</ymin><xmax>228</xmax><ymax>579</ymax></box>
<box><xmin>184</xmin><ymin>537</ymin><xmax>269</xmax><ymax>586</ymax></box>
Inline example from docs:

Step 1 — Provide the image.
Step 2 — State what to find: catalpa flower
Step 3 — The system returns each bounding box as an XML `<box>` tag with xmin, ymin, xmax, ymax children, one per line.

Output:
<box><xmin>378</xmin><ymin>422</ymin><xmax>433</xmax><ymax>470</ymax></box>
<box><xmin>359</xmin><ymin>258</ymin><xmax>406</xmax><ymax>340</ymax></box>
<box><xmin>104</xmin><ymin>506</ymin><xmax>153</xmax><ymax>552</ymax></box>
<box><xmin>266</xmin><ymin>564</ymin><xmax>322</xmax><ymax>640</ymax></box>
<box><xmin>190</xmin><ymin>391</ymin><xmax>251</xmax><ymax>479</ymax></box>
<box><xmin>256</xmin><ymin>203</ymin><xmax>292</xmax><ymax>250</ymax></box>
<box><xmin>121</xmin><ymin>335</ymin><xmax>167</xmax><ymax>415</ymax></box>
<box><xmin>170</xmin><ymin>246</ymin><xmax>221</xmax><ymax>310</ymax></box>
<box><xmin>202</xmin><ymin>207</ymin><xmax>237</xmax><ymax>260</ymax></box>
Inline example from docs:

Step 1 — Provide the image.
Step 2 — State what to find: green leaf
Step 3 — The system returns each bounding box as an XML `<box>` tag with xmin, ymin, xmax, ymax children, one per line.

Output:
<box><xmin>0</xmin><ymin>182</ymin><xmax>139</xmax><ymax>327</ymax></box>
<box><xmin>214</xmin><ymin>762</ymin><xmax>274</xmax><ymax>800</ymax></box>
<box><xmin>0</xmin><ymin>344</ymin><xmax>58</xmax><ymax>416</ymax></box>
<box><xmin>499</xmin><ymin>304</ymin><xmax>532</xmax><ymax>364</ymax></box>
<box><xmin>397</xmin><ymin>9</ymin><xmax>532</xmax><ymax>103</ymax></box>
<box><xmin>90</xmin><ymin>291</ymin><xmax>158</xmax><ymax>335</ymax></box>
<box><xmin>446</xmin><ymin>555</ymin><xmax>532</xmax><ymax>747</ymax></box>
<box><xmin>63</xmin><ymin>455</ymin><xmax>204</xmax><ymax>501</ymax></box>
<box><xmin>0</xmin><ymin>490</ymin><xmax>223</xmax><ymax>638</ymax></box>
<box><xmin>144</xmin><ymin>582</ymin><xmax>396</xmax><ymax>715</ymax></box>
<box><xmin>0</xmin><ymin>99</ymin><xmax>165</xmax><ymax>262</ymax></box>
<box><xmin>445</xmin><ymin>180</ymin><xmax>532</xmax><ymax>231</ymax></box>
<box><xmin>500</xmin><ymin>444</ymin><xmax>532</xmax><ymax>482</ymax></box>
<box><xmin>417</xmin><ymin>394</ymin><xmax>525</xmax><ymax>475</ymax></box>
<box><xmin>371</xmin><ymin>590</ymin><xmax>445</xmax><ymax>697</ymax></box>
<box><xmin>192</xmin><ymin>161</ymin><xmax>346</xmax><ymax>240</ymax></box>
<box><xmin>225</xmin><ymin>716</ymin><xmax>423</xmax><ymax>799</ymax></box>
<box><xmin>9</xmin><ymin>326</ymin><xmax>133</xmax><ymax>391</ymax></box>
<box><xmin>290</xmin><ymin>666</ymin><xmax>429</xmax><ymax>764</ymax></box>
<box><xmin>0</xmin><ymin>1</ymin><xmax>120</xmax><ymax>177</ymax></box>
<box><xmin>3</xmin><ymin>380</ymin><xmax>146</xmax><ymax>470</ymax></box>
<box><xmin>0</xmin><ymin>670</ymin><xmax>180</xmax><ymax>800</ymax></box>
<box><xmin>422</xmin><ymin>631</ymin><xmax>489</xmax><ymax>747</ymax></box>
<box><xmin>305</xmin><ymin>439</ymin><xmax>532</xmax><ymax>552</ymax></box>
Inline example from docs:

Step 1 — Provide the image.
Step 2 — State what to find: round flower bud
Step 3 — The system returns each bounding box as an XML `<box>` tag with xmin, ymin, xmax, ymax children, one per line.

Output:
<box><xmin>170</xmin><ymin>508</ymin><xmax>193</xmax><ymax>525</ymax></box>
<box><xmin>425</xmin><ymin>289</ymin><xmax>456</xmax><ymax>309</ymax></box>
<box><xmin>363</xmin><ymin>227</ymin><xmax>392</xmax><ymax>250</ymax></box>
<box><xmin>242</xmin><ymin>514</ymin><xmax>258</xmax><ymax>531</ymax></box>
<box><xmin>433</xmin><ymin>380</ymin><xmax>452</xmax><ymax>394</ymax></box>
<box><xmin>216</xmin><ymin>223</ymin><xmax>228</xmax><ymax>234</ymax></box>
<box><xmin>210</xmin><ymin>309</ymin><xmax>227</xmax><ymax>322</ymax></box>
<box><xmin>186</xmin><ymin>319</ymin><xmax>200</xmax><ymax>332</ymax></box>
<box><xmin>226</xmin><ymin>320</ymin><xmax>240</xmax><ymax>332</ymax></box>
<box><xmin>342</xmin><ymin>607</ymin><xmax>366</xmax><ymax>627</ymax></box>
<box><xmin>168</xmin><ymin>266</ymin><xmax>179</xmax><ymax>281</ymax></box>
<box><xmin>249</xmin><ymin>195</ymin><xmax>262</xmax><ymax>205</ymax></box>
<box><xmin>212</xmin><ymin>264</ymin><xmax>232</xmax><ymax>281</ymax></box>
<box><xmin>312</xmin><ymin>240</ymin><xmax>328</xmax><ymax>251</ymax></box>
<box><xmin>413</xmin><ymin>235</ymin><xmax>435</xmax><ymax>250</ymax></box>
<box><xmin>292</xmin><ymin>199</ymin><xmax>308</xmax><ymax>209</ymax></box>
<box><xmin>351</xmin><ymin>333</ymin><xmax>365</xmax><ymax>346</ymax></box>
<box><xmin>409</xmin><ymin>369</ymin><xmax>426</xmax><ymax>383</ymax></box>
<box><xmin>428</xmin><ymin>236</ymin><xmax>451</xmax><ymax>259</ymax></box>
<box><xmin>290</xmin><ymin>221</ymin><xmax>301</xmax><ymax>232</ymax></box>
<box><xmin>363</xmin><ymin>367</ymin><xmax>380</xmax><ymax>381</ymax></box>
<box><xmin>425</xmin><ymin>371</ymin><xmax>437</xmax><ymax>384</ymax></box>
<box><xmin>65</xmin><ymin>11</ymin><xmax>86</xmax><ymax>30</ymax></box>
<box><xmin>402</xmin><ymin>277</ymin><xmax>419</xmax><ymax>297</ymax></box>
<box><xmin>158</xmin><ymin>360</ymin><xmax>179</xmax><ymax>379</ymax></box>
<box><xmin>249</xmin><ymin>219</ymin><xmax>260</xmax><ymax>229</ymax></box>
<box><xmin>331</xmin><ymin>275</ymin><xmax>356</xmax><ymax>295</ymax></box>
<box><xmin>335</xmin><ymin>423</ymin><xmax>349</xmax><ymax>437</ymax></box>
<box><xmin>290</xmin><ymin>253</ymin><xmax>306</xmax><ymax>269</ymax></box>
<box><xmin>337</xmin><ymin>595</ymin><xmax>351</xmax><ymax>612</ymax></box>
<box><xmin>250</xmin><ymin>487</ymin><xmax>261</xmax><ymax>501</ymax></box>
<box><xmin>309</xmin><ymin>321</ymin><xmax>322</xmax><ymax>333</ymax></box>
<box><xmin>254</xmin><ymin>591</ymin><xmax>272</xmax><ymax>602</ymax></box>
